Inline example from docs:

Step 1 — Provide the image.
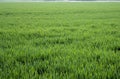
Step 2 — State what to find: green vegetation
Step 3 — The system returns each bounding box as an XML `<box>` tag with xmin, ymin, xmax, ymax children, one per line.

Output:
<box><xmin>0</xmin><ymin>2</ymin><xmax>120</xmax><ymax>79</ymax></box>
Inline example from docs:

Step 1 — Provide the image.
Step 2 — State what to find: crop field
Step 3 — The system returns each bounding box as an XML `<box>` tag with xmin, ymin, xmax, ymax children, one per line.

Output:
<box><xmin>0</xmin><ymin>2</ymin><xmax>120</xmax><ymax>79</ymax></box>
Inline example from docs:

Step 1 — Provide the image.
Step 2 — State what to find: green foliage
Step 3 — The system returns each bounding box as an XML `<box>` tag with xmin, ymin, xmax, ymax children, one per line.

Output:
<box><xmin>0</xmin><ymin>2</ymin><xmax>120</xmax><ymax>79</ymax></box>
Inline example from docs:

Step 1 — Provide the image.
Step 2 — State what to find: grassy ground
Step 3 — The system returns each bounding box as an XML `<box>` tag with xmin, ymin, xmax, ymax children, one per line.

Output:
<box><xmin>0</xmin><ymin>2</ymin><xmax>120</xmax><ymax>79</ymax></box>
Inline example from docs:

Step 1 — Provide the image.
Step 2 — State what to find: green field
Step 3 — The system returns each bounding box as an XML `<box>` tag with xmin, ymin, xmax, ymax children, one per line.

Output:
<box><xmin>0</xmin><ymin>2</ymin><xmax>120</xmax><ymax>79</ymax></box>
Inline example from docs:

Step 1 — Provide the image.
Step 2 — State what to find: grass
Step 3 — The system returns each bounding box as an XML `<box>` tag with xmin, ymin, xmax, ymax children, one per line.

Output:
<box><xmin>0</xmin><ymin>2</ymin><xmax>120</xmax><ymax>79</ymax></box>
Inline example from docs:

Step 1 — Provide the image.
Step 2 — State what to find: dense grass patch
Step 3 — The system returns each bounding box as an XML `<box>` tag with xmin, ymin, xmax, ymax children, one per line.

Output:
<box><xmin>0</xmin><ymin>2</ymin><xmax>120</xmax><ymax>79</ymax></box>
